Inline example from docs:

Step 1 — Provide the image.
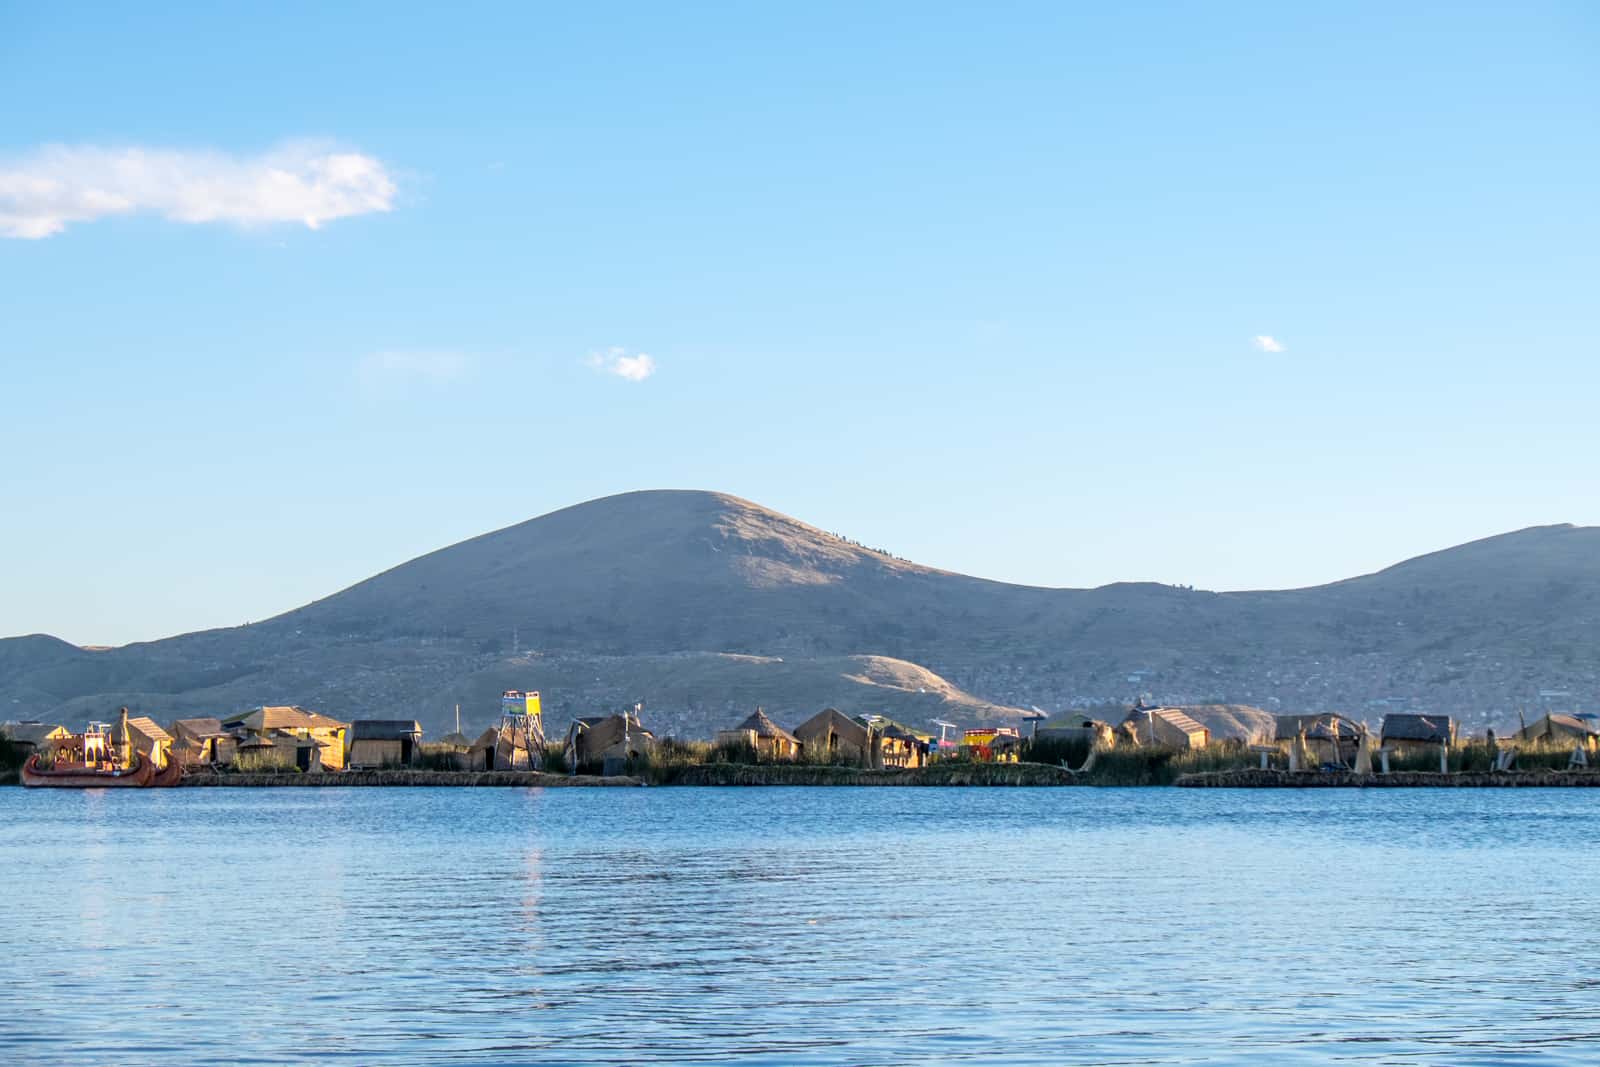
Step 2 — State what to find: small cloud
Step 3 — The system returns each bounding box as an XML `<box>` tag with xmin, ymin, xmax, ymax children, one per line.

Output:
<box><xmin>358</xmin><ymin>350</ymin><xmax>471</xmax><ymax>389</ymax></box>
<box><xmin>0</xmin><ymin>141</ymin><xmax>398</xmax><ymax>239</ymax></box>
<box><xmin>1254</xmin><ymin>335</ymin><xmax>1286</xmax><ymax>353</ymax></box>
<box><xmin>587</xmin><ymin>346</ymin><xmax>657</xmax><ymax>382</ymax></box>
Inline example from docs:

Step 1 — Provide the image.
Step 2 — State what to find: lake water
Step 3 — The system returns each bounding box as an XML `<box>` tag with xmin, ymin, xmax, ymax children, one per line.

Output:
<box><xmin>1</xmin><ymin>786</ymin><xmax>1596</xmax><ymax>1066</ymax></box>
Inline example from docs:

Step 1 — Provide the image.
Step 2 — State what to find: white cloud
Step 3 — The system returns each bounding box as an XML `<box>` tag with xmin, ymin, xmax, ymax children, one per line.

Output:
<box><xmin>587</xmin><ymin>346</ymin><xmax>657</xmax><ymax>382</ymax></box>
<box><xmin>0</xmin><ymin>141</ymin><xmax>397</xmax><ymax>239</ymax></box>
<box><xmin>1253</xmin><ymin>335</ymin><xmax>1286</xmax><ymax>353</ymax></box>
<box><xmin>357</xmin><ymin>350</ymin><xmax>470</xmax><ymax>389</ymax></box>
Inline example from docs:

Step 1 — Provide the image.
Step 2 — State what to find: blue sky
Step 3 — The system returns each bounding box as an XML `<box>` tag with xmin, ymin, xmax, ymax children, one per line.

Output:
<box><xmin>1</xmin><ymin>2</ymin><xmax>1596</xmax><ymax>645</ymax></box>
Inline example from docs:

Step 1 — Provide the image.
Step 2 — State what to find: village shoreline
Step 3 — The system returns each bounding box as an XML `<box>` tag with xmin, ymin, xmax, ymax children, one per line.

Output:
<box><xmin>0</xmin><ymin>762</ymin><xmax>1577</xmax><ymax>788</ymax></box>
<box><xmin>179</xmin><ymin>769</ymin><xmax>642</xmax><ymax>787</ymax></box>
<box><xmin>9</xmin><ymin>702</ymin><xmax>1600</xmax><ymax>790</ymax></box>
<box><xmin>163</xmin><ymin>764</ymin><xmax>1079</xmax><ymax>787</ymax></box>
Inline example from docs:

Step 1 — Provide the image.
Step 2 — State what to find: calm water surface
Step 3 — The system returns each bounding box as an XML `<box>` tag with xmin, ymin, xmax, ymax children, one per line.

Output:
<box><xmin>1</xmin><ymin>786</ymin><xmax>1596</xmax><ymax>1066</ymax></box>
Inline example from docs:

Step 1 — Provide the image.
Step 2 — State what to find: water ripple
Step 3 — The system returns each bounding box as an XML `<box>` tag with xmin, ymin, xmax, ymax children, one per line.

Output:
<box><xmin>1</xmin><ymin>787</ymin><xmax>1597</xmax><ymax>1065</ymax></box>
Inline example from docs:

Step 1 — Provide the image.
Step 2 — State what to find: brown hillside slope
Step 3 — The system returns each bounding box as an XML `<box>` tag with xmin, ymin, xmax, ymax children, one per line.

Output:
<box><xmin>3</xmin><ymin>492</ymin><xmax>1600</xmax><ymax>734</ymax></box>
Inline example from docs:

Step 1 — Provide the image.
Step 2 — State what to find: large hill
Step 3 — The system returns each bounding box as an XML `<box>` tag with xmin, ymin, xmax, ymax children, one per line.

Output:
<box><xmin>3</xmin><ymin>490</ymin><xmax>1598</xmax><ymax>738</ymax></box>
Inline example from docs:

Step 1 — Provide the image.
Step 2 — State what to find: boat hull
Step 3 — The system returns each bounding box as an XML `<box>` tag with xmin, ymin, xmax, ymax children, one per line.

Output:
<box><xmin>21</xmin><ymin>753</ymin><xmax>159</xmax><ymax>788</ymax></box>
<box><xmin>152</xmin><ymin>756</ymin><xmax>184</xmax><ymax>787</ymax></box>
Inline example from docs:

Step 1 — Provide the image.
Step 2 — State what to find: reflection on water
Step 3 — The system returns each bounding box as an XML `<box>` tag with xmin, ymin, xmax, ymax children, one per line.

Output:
<box><xmin>2</xmin><ymin>786</ymin><xmax>1597</xmax><ymax>1065</ymax></box>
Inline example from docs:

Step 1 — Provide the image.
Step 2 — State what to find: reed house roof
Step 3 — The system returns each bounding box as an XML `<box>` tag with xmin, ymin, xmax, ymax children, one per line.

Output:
<box><xmin>126</xmin><ymin>717</ymin><xmax>173</xmax><ymax>744</ymax></box>
<box><xmin>1274</xmin><ymin>714</ymin><xmax>1362</xmax><ymax>742</ymax></box>
<box><xmin>727</xmin><ymin>708</ymin><xmax>799</xmax><ymax>744</ymax></box>
<box><xmin>171</xmin><ymin>717</ymin><xmax>227</xmax><ymax>740</ymax></box>
<box><xmin>1380</xmin><ymin>714</ymin><xmax>1454</xmax><ymax>743</ymax></box>
<box><xmin>225</xmin><ymin>706</ymin><xmax>349</xmax><ymax>732</ymax></box>
<box><xmin>350</xmin><ymin>720</ymin><xmax>423</xmax><ymax>742</ymax></box>
<box><xmin>793</xmin><ymin>708</ymin><xmax>870</xmax><ymax>747</ymax></box>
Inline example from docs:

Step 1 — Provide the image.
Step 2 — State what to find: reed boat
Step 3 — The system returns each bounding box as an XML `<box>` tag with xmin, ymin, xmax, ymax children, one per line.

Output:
<box><xmin>151</xmin><ymin>755</ymin><xmax>184</xmax><ymax>787</ymax></box>
<box><xmin>20</xmin><ymin>707</ymin><xmax>182</xmax><ymax>789</ymax></box>
<box><xmin>21</xmin><ymin>751</ymin><xmax>156</xmax><ymax>788</ymax></box>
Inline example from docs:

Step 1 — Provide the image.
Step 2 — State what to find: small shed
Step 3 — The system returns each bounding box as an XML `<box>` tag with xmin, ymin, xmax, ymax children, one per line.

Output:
<box><xmin>792</xmin><ymin>708</ymin><xmax>872</xmax><ymax>765</ymax></box>
<box><xmin>348</xmin><ymin>720</ymin><xmax>423</xmax><ymax>768</ymax></box>
<box><xmin>1380</xmin><ymin>714</ymin><xmax>1456</xmax><ymax>752</ymax></box>
<box><xmin>125</xmin><ymin>716</ymin><xmax>174</xmax><ymax>770</ymax></box>
<box><xmin>715</xmin><ymin>708</ymin><xmax>801</xmax><ymax>761</ymax></box>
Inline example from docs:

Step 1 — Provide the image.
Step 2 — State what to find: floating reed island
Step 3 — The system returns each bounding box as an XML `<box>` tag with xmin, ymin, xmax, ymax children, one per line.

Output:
<box><xmin>7</xmin><ymin>700</ymin><xmax>1599</xmax><ymax>788</ymax></box>
<box><xmin>180</xmin><ymin>769</ymin><xmax>642</xmax><ymax>788</ymax></box>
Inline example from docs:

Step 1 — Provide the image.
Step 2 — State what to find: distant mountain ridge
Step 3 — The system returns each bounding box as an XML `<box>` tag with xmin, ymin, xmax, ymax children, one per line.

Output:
<box><xmin>3</xmin><ymin>490</ymin><xmax>1597</xmax><ymax>738</ymax></box>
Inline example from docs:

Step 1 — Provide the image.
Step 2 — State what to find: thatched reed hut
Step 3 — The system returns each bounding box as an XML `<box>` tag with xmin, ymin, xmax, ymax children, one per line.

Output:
<box><xmin>1274</xmin><ymin>714</ymin><xmax>1362</xmax><ymax>766</ymax></box>
<box><xmin>792</xmin><ymin>708</ymin><xmax>872</xmax><ymax>765</ymax></box>
<box><xmin>223</xmin><ymin>706</ymin><xmax>349</xmax><ymax>771</ymax></box>
<box><xmin>348</xmin><ymin>720</ymin><xmax>423</xmax><ymax>768</ymax></box>
<box><xmin>1036</xmin><ymin>715</ymin><xmax>1116</xmax><ymax>750</ymax></box>
<box><xmin>1514</xmin><ymin>713</ymin><xmax>1598</xmax><ymax>747</ymax></box>
<box><xmin>468</xmin><ymin>724</ymin><xmax>539</xmax><ymax>771</ymax></box>
<box><xmin>1380</xmin><ymin>714</ymin><xmax>1456</xmax><ymax>753</ymax></box>
<box><xmin>171</xmin><ymin>717</ymin><xmax>235</xmax><ymax>767</ymax></box>
<box><xmin>565</xmin><ymin>710</ymin><xmax>655</xmax><ymax>771</ymax></box>
<box><xmin>715</xmin><ymin>708</ymin><xmax>801</xmax><ymax>761</ymax></box>
<box><xmin>1121</xmin><ymin>705</ymin><xmax>1210</xmax><ymax>749</ymax></box>
<box><xmin>125</xmin><ymin>716</ymin><xmax>173</xmax><ymax>770</ymax></box>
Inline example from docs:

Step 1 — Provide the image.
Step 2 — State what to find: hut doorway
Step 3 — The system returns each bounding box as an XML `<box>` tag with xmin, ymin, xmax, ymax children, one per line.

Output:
<box><xmin>401</xmin><ymin>738</ymin><xmax>414</xmax><ymax>764</ymax></box>
<box><xmin>295</xmin><ymin>746</ymin><xmax>312</xmax><ymax>772</ymax></box>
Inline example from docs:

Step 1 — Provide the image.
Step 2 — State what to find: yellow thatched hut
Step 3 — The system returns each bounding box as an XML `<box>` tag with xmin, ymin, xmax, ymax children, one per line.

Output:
<box><xmin>223</xmin><ymin>706</ymin><xmax>349</xmax><ymax>771</ymax></box>
<box><xmin>715</xmin><ymin>708</ymin><xmax>801</xmax><ymax>760</ymax></box>
<box><xmin>125</xmin><ymin>716</ymin><xmax>174</xmax><ymax>770</ymax></box>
